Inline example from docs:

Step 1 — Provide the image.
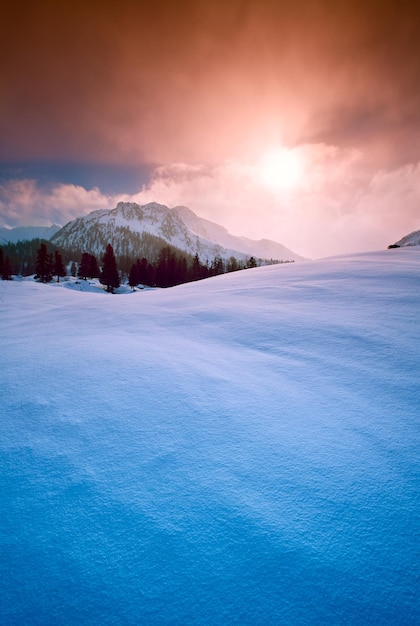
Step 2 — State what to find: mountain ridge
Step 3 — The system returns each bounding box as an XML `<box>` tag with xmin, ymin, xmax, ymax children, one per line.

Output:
<box><xmin>49</xmin><ymin>201</ymin><xmax>305</xmax><ymax>262</ymax></box>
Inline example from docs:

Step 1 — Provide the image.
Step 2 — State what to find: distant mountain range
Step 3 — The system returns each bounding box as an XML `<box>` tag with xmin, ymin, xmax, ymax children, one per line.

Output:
<box><xmin>0</xmin><ymin>224</ymin><xmax>60</xmax><ymax>244</ymax></box>
<box><xmin>1</xmin><ymin>202</ymin><xmax>305</xmax><ymax>262</ymax></box>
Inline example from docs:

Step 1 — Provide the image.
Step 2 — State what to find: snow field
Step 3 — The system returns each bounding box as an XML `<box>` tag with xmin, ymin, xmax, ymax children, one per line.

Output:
<box><xmin>0</xmin><ymin>249</ymin><xmax>419</xmax><ymax>624</ymax></box>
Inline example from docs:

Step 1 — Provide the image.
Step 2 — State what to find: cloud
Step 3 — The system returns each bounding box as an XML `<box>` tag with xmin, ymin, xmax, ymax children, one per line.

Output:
<box><xmin>131</xmin><ymin>144</ymin><xmax>420</xmax><ymax>257</ymax></box>
<box><xmin>2</xmin><ymin>1</ymin><xmax>420</xmax><ymax>169</ymax></box>
<box><xmin>0</xmin><ymin>180</ymin><xmax>114</xmax><ymax>228</ymax></box>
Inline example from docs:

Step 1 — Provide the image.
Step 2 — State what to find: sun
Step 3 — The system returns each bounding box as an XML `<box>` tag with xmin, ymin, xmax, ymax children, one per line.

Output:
<box><xmin>257</xmin><ymin>148</ymin><xmax>303</xmax><ymax>191</ymax></box>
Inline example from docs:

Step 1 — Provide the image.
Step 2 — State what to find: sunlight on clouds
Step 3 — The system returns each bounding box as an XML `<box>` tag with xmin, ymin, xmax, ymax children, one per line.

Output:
<box><xmin>132</xmin><ymin>145</ymin><xmax>420</xmax><ymax>258</ymax></box>
<box><xmin>1</xmin><ymin>147</ymin><xmax>419</xmax><ymax>259</ymax></box>
<box><xmin>257</xmin><ymin>148</ymin><xmax>304</xmax><ymax>191</ymax></box>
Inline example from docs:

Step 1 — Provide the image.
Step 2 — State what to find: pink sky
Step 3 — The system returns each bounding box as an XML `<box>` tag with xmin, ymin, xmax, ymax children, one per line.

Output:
<box><xmin>1</xmin><ymin>0</ymin><xmax>420</xmax><ymax>257</ymax></box>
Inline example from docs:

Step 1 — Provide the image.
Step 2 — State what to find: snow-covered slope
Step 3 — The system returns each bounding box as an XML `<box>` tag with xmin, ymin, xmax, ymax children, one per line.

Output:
<box><xmin>0</xmin><ymin>224</ymin><xmax>60</xmax><ymax>244</ymax></box>
<box><xmin>174</xmin><ymin>204</ymin><xmax>306</xmax><ymax>260</ymax></box>
<box><xmin>1</xmin><ymin>248</ymin><xmax>419</xmax><ymax>624</ymax></box>
<box><xmin>391</xmin><ymin>229</ymin><xmax>420</xmax><ymax>247</ymax></box>
<box><xmin>51</xmin><ymin>201</ymin><xmax>303</xmax><ymax>262</ymax></box>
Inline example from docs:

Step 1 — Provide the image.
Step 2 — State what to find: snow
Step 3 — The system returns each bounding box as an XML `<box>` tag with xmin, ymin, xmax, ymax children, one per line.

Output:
<box><xmin>173</xmin><ymin>204</ymin><xmax>306</xmax><ymax>260</ymax></box>
<box><xmin>1</xmin><ymin>249</ymin><xmax>419</xmax><ymax>625</ymax></box>
<box><xmin>51</xmin><ymin>202</ymin><xmax>304</xmax><ymax>262</ymax></box>
<box><xmin>394</xmin><ymin>229</ymin><xmax>420</xmax><ymax>247</ymax></box>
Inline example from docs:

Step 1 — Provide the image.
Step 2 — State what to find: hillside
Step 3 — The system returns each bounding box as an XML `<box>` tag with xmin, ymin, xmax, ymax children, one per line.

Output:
<box><xmin>1</xmin><ymin>248</ymin><xmax>419</xmax><ymax>624</ymax></box>
<box><xmin>173</xmin><ymin>204</ymin><xmax>305</xmax><ymax>260</ymax></box>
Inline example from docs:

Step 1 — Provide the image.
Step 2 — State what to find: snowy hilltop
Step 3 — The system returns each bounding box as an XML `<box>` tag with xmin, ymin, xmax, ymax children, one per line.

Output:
<box><xmin>1</xmin><ymin>248</ymin><xmax>419</xmax><ymax>624</ymax></box>
<box><xmin>388</xmin><ymin>229</ymin><xmax>420</xmax><ymax>248</ymax></box>
<box><xmin>48</xmin><ymin>201</ymin><xmax>304</xmax><ymax>263</ymax></box>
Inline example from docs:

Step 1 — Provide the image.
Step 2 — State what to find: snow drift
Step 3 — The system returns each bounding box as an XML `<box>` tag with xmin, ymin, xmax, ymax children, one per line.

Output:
<box><xmin>0</xmin><ymin>248</ymin><xmax>419</xmax><ymax>624</ymax></box>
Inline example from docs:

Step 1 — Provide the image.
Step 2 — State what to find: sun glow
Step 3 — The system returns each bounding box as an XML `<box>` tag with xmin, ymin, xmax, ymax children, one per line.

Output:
<box><xmin>257</xmin><ymin>148</ymin><xmax>303</xmax><ymax>191</ymax></box>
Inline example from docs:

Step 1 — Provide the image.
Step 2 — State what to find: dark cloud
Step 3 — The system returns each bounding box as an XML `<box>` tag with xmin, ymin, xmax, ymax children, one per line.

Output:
<box><xmin>0</xmin><ymin>161</ymin><xmax>154</xmax><ymax>194</ymax></box>
<box><xmin>2</xmin><ymin>0</ymin><xmax>420</xmax><ymax>167</ymax></box>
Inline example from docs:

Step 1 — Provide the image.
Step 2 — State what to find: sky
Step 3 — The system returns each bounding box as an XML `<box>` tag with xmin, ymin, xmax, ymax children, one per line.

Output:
<box><xmin>1</xmin><ymin>0</ymin><xmax>420</xmax><ymax>258</ymax></box>
<box><xmin>1</xmin><ymin>250</ymin><xmax>419</xmax><ymax>623</ymax></box>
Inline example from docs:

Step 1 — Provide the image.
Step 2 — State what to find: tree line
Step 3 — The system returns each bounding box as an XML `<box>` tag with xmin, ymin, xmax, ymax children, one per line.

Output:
<box><xmin>0</xmin><ymin>240</ymin><xmax>262</xmax><ymax>291</ymax></box>
<box><xmin>128</xmin><ymin>247</ymin><xmax>258</xmax><ymax>289</ymax></box>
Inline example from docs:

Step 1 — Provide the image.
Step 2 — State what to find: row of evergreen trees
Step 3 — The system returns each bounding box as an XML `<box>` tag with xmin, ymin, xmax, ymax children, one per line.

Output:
<box><xmin>1</xmin><ymin>240</ymin><xmax>261</xmax><ymax>290</ymax></box>
<box><xmin>0</xmin><ymin>243</ymin><xmax>66</xmax><ymax>283</ymax></box>
<box><xmin>0</xmin><ymin>239</ymin><xmax>70</xmax><ymax>277</ymax></box>
<box><xmin>29</xmin><ymin>242</ymin><xmax>120</xmax><ymax>292</ymax></box>
<box><xmin>128</xmin><ymin>247</ymin><xmax>258</xmax><ymax>289</ymax></box>
<box><xmin>74</xmin><ymin>244</ymin><xmax>259</xmax><ymax>291</ymax></box>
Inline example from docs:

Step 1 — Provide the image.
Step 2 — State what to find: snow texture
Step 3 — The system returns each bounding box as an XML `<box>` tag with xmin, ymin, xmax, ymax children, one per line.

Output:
<box><xmin>0</xmin><ymin>249</ymin><xmax>419</xmax><ymax>625</ymax></box>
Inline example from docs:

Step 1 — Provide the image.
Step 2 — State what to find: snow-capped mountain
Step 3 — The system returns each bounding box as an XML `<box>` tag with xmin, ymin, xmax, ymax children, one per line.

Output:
<box><xmin>173</xmin><ymin>205</ymin><xmax>305</xmax><ymax>260</ymax></box>
<box><xmin>389</xmin><ymin>230</ymin><xmax>420</xmax><ymax>248</ymax></box>
<box><xmin>50</xmin><ymin>201</ymin><xmax>304</xmax><ymax>262</ymax></box>
<box><xmin>0</xmin><ymin>224</ymin><xmax>60</xmax><ymax>244</ymax></box>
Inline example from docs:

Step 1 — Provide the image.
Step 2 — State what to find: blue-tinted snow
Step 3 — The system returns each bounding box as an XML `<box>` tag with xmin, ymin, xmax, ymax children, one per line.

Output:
<box><xmin>0</xmin><ymin>249</ymin><xmax>419</xmax><ymax>625</ymax></box>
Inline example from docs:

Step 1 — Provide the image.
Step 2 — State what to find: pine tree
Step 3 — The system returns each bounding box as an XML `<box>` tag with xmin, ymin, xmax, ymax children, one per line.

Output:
<box><xmin>128</xmin><ymin>263</ymin><xmax>138</xmax><ymax>290</ymax></box>
<box><xmin>211</xmin><ymin>255</ymin><xmax>225</xmax><ymax>276</ymax></box>
<box><xmin>156</xmin><ymin>247</ymin><xmax>178</xmax><ymax>287</ymax></box>
<box><xmin>54</xmin><ymin>251</ymin><xmax>66</xmax><ymax>282</ymax></box>
<box><xmin>47</xmin><ymin>252</ymin><xmax>54</xmax><ymax>279</ymax></box>
<box><xmin>137</xmin><ymin>258</ymin><xmax>149</xmax><ymax>285</ymax></box>
<box><xmin>176</xmin><ymin>256</ymin><xmax>188</xmax><ymax>284</ymax></box>
<box><xmin>78</xmin><ymin>253</ymin><xmax>91</xmax><ymax>280</ymax></box>
<box><xmin>226</xmin><ymin>256</ymin><xmax>239</xmax><ymax>272</ymax></box>
<box><xmin>167</xmin><ymin>251</ymin><xmax>177</xmax><ymax>287</ymax></box>
<box><xmin>0</xmin><ymin>248</ymin><xmax>3</xmax><ymax>277</ymax></box>
<box><xmin>35</xmin><ymin>243</ymin><xmax>53</xmax><ymax>282</ymax></box>
<box><xmin>146</xmin><ymin>262</ymin><xmax>155</xmax><ymax>286</ymax></box>
<box><xmin>88</xmin><ymin>254</ymin><xmax>99</xmax><ymax>278</ymax></box>
<box><xmin>100</xmin><ymin>244</ymin><xmax>120</xmax><ymax>293</ymax></box>
<box><xmin>191</xmin><ymin>253</ymin><xmax>201</xmax><ymax>281</ymax></box>
<box><xmin>2</xmin><ymin>256</ymin><xmax>12</xmax><ymax>280</ymax></box>
<box><xmin>79</xmin><ymin>253</ymin><xmax>99</xmax><ymax>280</ymax></box>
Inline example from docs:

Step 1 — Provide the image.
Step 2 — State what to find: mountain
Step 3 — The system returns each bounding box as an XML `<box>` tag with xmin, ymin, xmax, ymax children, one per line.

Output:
<box><xmin>0</xmin><ymin>224</ymin><xmax>61</xmax><ymax>244</ymax></box>
<box><xmin>389</xmin><ymin>229</ymin><xmax>420</xmax><ymax>248</ymax></box>
<box><xmin>50</xmin><ymin>202</ymin><xmax>305</xmax><ymax>262</ymax></box>
<box><xmin>173</xmin><ymin>204</ymin><xmax>305</xmax><ymax>260</ymax></box>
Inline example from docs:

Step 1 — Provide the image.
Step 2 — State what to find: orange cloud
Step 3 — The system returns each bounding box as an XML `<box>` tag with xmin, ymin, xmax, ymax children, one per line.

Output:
<box><xmin>2</xmin><ymin>1</ymin><xmax>419</xmax><ymax>168</ymax></box>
